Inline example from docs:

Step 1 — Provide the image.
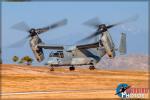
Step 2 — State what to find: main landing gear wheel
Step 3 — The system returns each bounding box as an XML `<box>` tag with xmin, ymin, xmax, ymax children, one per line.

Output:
<box><xmin>49</xmin><ymin>66</ymin><xmax>54</xmax><ymax>71</ymax></box>
<box><xmin>89</xmin><ymin>66</ymin><xmax>95</xmax><ymax>70</ymax></box>
<box><xmin>69</xmin><ymin>65</ymin><xmax>75</xmax><ymax>71</ymax></box>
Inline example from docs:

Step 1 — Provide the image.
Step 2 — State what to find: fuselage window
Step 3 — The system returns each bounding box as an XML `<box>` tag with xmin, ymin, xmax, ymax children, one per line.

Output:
<box><xmin>49</xmin><ymin>51</ymin><xmax>64</xmax><ymax>58</ymax></box>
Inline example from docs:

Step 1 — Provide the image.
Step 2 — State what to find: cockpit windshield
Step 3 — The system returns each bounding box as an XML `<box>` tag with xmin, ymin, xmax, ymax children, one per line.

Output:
<box><xmin>49</xmin><ymin>51</ymin><xmax>64</xmax><ymax>58</ymax></box>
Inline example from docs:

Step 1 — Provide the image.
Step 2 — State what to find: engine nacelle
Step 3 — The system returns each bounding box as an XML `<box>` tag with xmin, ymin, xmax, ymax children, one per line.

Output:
<box><xmin>101</xmin><ymin>31</ymin><xmax>115</xmax><ymax>58</ymax></box>
<box><xmin>30</xmin><ymin>36</ymin><xmax>44</xmax><ymax>62</ymax></box>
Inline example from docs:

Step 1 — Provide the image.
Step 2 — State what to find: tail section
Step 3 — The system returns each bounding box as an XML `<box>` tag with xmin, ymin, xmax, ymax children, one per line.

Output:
<box><xmin>119</xmin><ymin>33</ymin><xmax>126</xmax><ymax>55</ymax></box>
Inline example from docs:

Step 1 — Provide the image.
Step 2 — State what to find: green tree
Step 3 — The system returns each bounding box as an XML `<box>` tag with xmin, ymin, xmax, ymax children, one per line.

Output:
<box><xmin>12</xmin><ymin>56</ymin><xmax>19</xmax><ymax>62</ymax></box>
<box><xmin>22</xmin><ymin>56</ymin><xmax>33</xmax><ymax>65</ymax></box>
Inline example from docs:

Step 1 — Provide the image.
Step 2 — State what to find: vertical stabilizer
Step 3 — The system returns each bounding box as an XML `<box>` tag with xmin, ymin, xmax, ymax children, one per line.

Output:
<box><xmin>119</xmin><ymin>33</ymin><xmax>126</xmax><ymax>55</ymax></box>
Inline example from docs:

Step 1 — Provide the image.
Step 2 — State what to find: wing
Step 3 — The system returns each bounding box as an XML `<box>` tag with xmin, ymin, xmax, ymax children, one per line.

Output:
<box><xmin>37</xmin><ymin>43</ymin><xmax>64</xmax><ymax>50</ymax></box>
<box><xmin>76</xmin><ymin>42</ymin><xmax>99</xmax><ymax>49</ymax></box>
<box><xmin>37</xmin><ymin>42</ymin><xmax>99</xmax><ymax>50</ymax></box>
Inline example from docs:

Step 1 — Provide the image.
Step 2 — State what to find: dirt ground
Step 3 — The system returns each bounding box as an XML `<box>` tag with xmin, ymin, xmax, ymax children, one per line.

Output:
<box><xmin>0</xmin><ymin>64</ymin><xmax>149</xmax><ymax>100</ymax></box>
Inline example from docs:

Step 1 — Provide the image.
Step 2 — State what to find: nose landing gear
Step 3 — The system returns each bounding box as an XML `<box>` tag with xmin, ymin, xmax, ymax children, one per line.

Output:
<box><xmin>89</xmin><ymin>65</ymin><xmax>95</xmax><ymax>70</ymax></box>
<box><xmin>89</xmin><ymin>63</ymin><xmax>95</xmax><ymax>70</ymax></box>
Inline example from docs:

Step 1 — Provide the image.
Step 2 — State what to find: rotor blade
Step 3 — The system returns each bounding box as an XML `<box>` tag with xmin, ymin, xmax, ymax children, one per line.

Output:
<box><xmin>83</xmin><ymin>17</ymin><xmax>101</xmax><ymax>28</ymax></box>
<box><xmin>107</xmin><ymin>15</ymin><xmax>139</xmax><ymax>29</ymax></box>
<box><xmin>8</xmin><ymin>35</ymin><xmax>30</xmax><ymax>48</ymax></box>
<box><xmin>77</xmin><ymin>31</ymin><xmax>100</xmax><ymax>43</ymax></box>
<box><xmin>11</xmin><ymin>21</ymin><xmax>30</xmax><ymax>32</ymax></box>
<box><xmin>49</xmin><ymin>19</ymin><xmax>67</xmax><ymax>29</ymax></box>
<box><xmin>36</xmin><ymin>19</ymin><xmax>67</xmax><ymax>35</ymax></box>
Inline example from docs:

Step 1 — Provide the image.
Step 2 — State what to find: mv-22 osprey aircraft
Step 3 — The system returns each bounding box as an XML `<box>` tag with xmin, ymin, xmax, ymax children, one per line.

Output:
<box><xmin>10</xmin><ymin>15</ymin><xmax>137</xmax><ymax>71</ymax></box>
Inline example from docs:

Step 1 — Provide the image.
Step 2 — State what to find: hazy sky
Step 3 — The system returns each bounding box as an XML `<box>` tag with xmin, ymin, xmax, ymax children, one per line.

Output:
<box><xmin>1</xmin><ymin>1</ymin><xmax>148</xmax><ymax>64</ymax></box>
